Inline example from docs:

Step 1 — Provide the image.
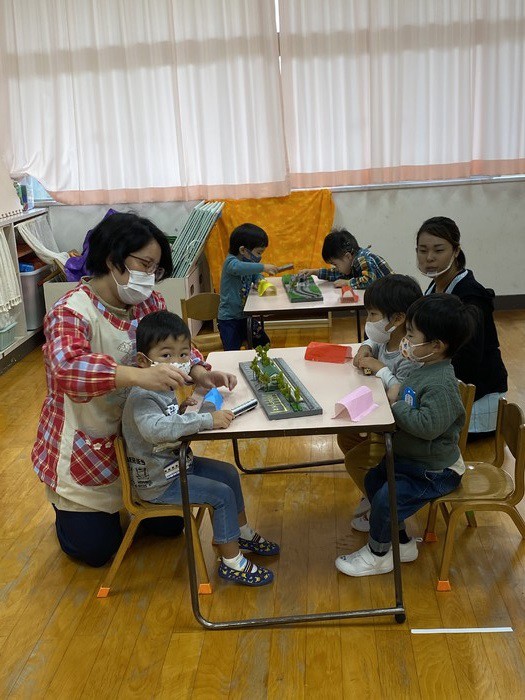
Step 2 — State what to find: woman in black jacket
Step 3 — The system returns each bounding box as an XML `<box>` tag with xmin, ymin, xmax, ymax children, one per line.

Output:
<box><xmin>415</xmin><ymin>216</ymin><xmax>508</xmax><ymax>439</ymax></box>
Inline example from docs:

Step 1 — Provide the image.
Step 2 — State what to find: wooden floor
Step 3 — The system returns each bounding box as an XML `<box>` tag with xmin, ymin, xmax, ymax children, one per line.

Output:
<box><xmin>1</xmin><ymin>310</ymin><xmax>525</xmax><ymax>698</ymax></box>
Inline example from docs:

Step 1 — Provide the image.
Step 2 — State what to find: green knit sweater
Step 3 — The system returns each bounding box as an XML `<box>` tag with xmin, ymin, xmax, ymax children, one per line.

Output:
<box><xmin>392</xmin><ymin>360</ymin><xmax>465</xmax><ymax>470</ymax></box>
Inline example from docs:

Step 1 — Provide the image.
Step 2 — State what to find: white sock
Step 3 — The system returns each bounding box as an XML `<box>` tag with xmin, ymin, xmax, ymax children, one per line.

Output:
<box><xmin>222</xmin><ymin>552</ymin><xmax>256</xmax><ymax>573</ymax></box>
<box><xmin>239</xmin><ymin>523</ymin><xmax>266</xmax><ymax>542</ymax></box>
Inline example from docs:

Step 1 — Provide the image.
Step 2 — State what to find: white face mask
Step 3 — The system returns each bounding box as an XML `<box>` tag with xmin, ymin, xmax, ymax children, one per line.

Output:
<box><xmin>399</xmin><ymin>337</ymin><xmax>434</xmax><ymax>363</ymax></box>
<box><xmin>418</xmin><ymin>254</ymin><xmax>456</xmax><ymax>279</ymax></box>
<box><xmin>113</xmin><ymin>267</ymin><xmax>155</xmax><ymax>305</ymax></box>
<box><xmin>147</xmin><ymin>358</ymin><xmax>192</xmax><ymax>375</ymax></box>
<box><xmin>365</xmin><ymin>317</ymin><xmax>395</xmax><ymax>344</ymax></box>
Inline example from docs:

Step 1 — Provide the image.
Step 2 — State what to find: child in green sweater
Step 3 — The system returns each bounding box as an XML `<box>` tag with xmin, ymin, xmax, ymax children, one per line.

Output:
<box><xmin>335</xmin><ymin>294</ymin><xmax>476</xmax><ymax>577</ymax></box>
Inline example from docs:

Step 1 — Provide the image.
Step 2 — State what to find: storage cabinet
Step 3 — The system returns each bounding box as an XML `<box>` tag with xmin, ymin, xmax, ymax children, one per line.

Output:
<box><xmin>0</xmin><ymin>208</ymin><xmax>48</xmax><ymax>363</ymax></box>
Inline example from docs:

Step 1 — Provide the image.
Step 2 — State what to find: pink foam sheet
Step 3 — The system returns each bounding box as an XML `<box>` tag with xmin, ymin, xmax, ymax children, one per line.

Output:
<box><xmin>333</xmin><ymin>386</ymin><xmax>379</xmax><ymax>422</ymax></box>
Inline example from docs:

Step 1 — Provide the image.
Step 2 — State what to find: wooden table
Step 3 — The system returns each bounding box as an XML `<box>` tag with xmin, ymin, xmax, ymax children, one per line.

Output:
<box><xmin>243</xmin><ymin>276</ymin><xmax>366</xmax><ymax>343</ymax></box>
<box><xmin>179</xmin><ymin>346</ymin><xmax>405</xmax><ymax>629</ymax></box>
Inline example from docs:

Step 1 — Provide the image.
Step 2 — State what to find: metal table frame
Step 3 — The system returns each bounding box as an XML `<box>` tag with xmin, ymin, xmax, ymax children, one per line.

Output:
<box><xmin>178</xmin><ymin>427</ymin><xmax>406</xmax><ymax>630</ymax></box>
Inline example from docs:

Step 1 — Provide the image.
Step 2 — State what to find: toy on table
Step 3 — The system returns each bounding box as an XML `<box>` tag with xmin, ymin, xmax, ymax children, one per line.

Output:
<box><xmin>333</xmin><ymin>386</ymin><xmax>378</xmax><ymax>422</ymax></box>
<box><xmin>257</xmin><ymin>278</ymin><xmax>277</xmax><ymax>296</ymax></box>
<box><xmin>232</xmin><ymin>398</ymin><xmax>258</xmax><ymax>416</ymax></box>
<box><xmin>304</xmin><ymin>342</ymin><xmax>352</xmax><ymax>364</ymax></box>
<box><xmin>239</xmin><ymin>343</ymin><xmax>322</xmax><ymax>421</ymax></box>
<box><xmin>276</xmin><ymin>263</ymin><xmax>294</xmax><ymax>272</ymax></box>
<box><xmin>363</xmin><ymin>367</ymin><xmax>373</xmax><ymax>376</ymax></box>
<box><xmin>281</xmin><ymin>273</ymin><xmax>323</xmax><ymax>303</ymax></box>
<box><xmin>198</xmin><ymin>387</ymin><xmax>223</xmax><ymax>413</ymax></box>
<box><xmin>340</xmin><ymin>285</ymin><xmax>359</xmax><ymax>303</ymax></box>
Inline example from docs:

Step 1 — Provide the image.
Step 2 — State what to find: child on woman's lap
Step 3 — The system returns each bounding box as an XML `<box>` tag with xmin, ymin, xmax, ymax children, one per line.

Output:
<box><xmin>335</xmin><ymin>294</ymin><xmax>475</xmax><ymax>577</ymax></box>
<box><xmin>122</xmin><ymin>310</ymin><xmax>279</xmax><ymax>586</ymax></box>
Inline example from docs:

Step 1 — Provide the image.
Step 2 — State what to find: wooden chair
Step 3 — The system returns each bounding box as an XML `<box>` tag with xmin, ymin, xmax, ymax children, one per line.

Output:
<box><xmin>424</xmin><ymin>398</ymin><xmax>525</xmax><ymax>591</ymax></box>
<box><xmin>97</xmin><ymin>437</ymin><xmax>212</xmax><ymax>598</ymax></box>
<box><xmin>180</xmin><ymin>293</ymin><xmax>223</xmax><ymax>357</ymax></box>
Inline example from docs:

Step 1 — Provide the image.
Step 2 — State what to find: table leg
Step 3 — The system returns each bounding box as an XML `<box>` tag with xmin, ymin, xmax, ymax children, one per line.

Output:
<box><xmin>246</xmin><ymin>316</ymin><xmax>254</xmax><ymax>349</ymax></box>
<box><xmin>232</xmin><ymin>437</ymin><xmax>343</xmax><ymax>473</ymax></box>
<box><xmin>356</xmin><ymin>309</ymin><xmax>362</xmax><ymax>343</ymax></box>
<box><xmin>384</xmin><ymin>432</ymin><xmax>405</xmax><ymax>623</ymax></box>
<box><xmin>180</xmin><ymin>436</ymin><xmax>406</xmax><ymax>629</ymax></box>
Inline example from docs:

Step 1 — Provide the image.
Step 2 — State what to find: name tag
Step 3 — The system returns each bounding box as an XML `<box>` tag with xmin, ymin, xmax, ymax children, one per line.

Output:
<box><xmin>166</xmin><ymin>403</ymin><xmax>179</xmax><ymax>415</ymax></box>
<box><xmin>402</xmin><ymin>387</ymin><xmax>417</xmax><ymax>407</ymax></box>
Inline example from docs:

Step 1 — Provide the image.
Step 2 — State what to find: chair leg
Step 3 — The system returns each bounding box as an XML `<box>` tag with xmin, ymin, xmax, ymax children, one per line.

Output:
<box><xmin>437</xmin><ymin>508</ymin><xmax>463</xmax><ymax>591</ymax></box>
<box><xmin>439</xmin><ymin>502</ymin><xmax>450</xmax><ymax>526</ymax></box>
<box><xmin>465</xmin><ymin>510</ymin><xmax>478</xmax><ymax>528</ymax></box>
<box><xmin>189</xmin><ymin>515</ymin><xmax>213</xmax><ymax>595</ymax></box>
<box><xmin>502</xmin><ymin>505</ymin><xmax>525</xmax><ymax>538</ymax></box>
<box><xmin>424</xmin><ymin>501</ymin><xmax>439</xmax><ymax>542</ymax></box>
<box><xmin>97</xmin><ymin>515</ymin><xmax>143</xmax><ymax>598</ymax></box>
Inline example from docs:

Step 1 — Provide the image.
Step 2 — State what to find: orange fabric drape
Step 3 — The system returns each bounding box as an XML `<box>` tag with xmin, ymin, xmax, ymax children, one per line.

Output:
<box><xmin>205</xmin><ymin>189</ymin><xmax>335</xmax><ymax>292</ymax></box>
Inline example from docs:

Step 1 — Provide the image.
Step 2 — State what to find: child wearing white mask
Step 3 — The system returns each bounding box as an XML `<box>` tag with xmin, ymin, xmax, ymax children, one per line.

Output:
<box><xmin>336</xmin><ymin>294</ymin><xmax>476</xmax><ymax>578</ymax></box>
<box><xmin>338</xmin><ymin>275</ymin><xmax>423</xmax><ymax>531</ymax></box>
<box><xmin>122</xmin><ymin>310</ymin><xmax>279</xmax><ymax>587</ymax></box>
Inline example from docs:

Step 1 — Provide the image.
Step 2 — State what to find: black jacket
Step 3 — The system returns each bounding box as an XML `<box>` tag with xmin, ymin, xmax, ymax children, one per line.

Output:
<box><xmin>426</xmin><ymin>270</ymin><xmax>508</xmax><ymax>400</ymax></box>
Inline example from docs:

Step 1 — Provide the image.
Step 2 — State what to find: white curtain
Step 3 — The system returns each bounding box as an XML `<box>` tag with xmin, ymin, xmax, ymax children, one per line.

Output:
<box><xmin>279</xmin><ymin>0</ymin><xmax>525</xmax><ymax>187</ymax></box>
<box><xmin>0</xmin><ymin>0</ymin><xmax>287</xmax><ymax>203</ymax></box>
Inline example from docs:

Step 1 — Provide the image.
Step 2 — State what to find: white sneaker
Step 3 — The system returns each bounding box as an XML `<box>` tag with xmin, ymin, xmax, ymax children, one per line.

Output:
<box><xmin>351</xmin><ymin>512</ymin><xmax>370</xmax><ymax>532</ymax></box>
<box><xmin>353</xmin><ymin>497</ymin><xmax>371</xmax><ymax>517</ymax></box>
<box><xmin>335</xmin><ymin>545</ymin><xmax>393</xmax><ymax>577</ymax></box>
<box><xmin>399</xmin><ymin>538</ymin><xmax>418</xmax><ymax>562</ymax></box>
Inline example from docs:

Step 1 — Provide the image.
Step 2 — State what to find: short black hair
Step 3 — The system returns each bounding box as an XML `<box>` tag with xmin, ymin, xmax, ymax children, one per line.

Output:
<box><xmin>229</xmin><ymin>223</ymin><xmax>269</xmax><ymax>255</ymax></box>
<box><xmin>86</xmin><ymin>212</ymin><xmax>173</xmax><ymax>279</ymax></box>
<box><xmin>136</xmin><ymin>310</ymin><xmax>191</xmax><ymax>356</ymax></box>
<box><xmin>321</xmin><ymin>228</ymin><xmax>359</xmax><ymax>263</ymax></box>
<box><xmin>406</xmin><ymin>293</ymin><xmax>476</xmax><ymax>357</ymax></box>
<box><xmin>416</xmin><ymin>216</ymin><xmax>466</xmax><ymax>269</ymax></box>
<box><xmin>364</xmin><ymin>274</ymin><xmax>422</xmax><ymax>318</ymax></box>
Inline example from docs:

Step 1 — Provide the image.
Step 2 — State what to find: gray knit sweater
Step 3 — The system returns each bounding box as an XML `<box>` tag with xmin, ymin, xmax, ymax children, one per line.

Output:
<box><xmin>122</xmin><ymin>387</ymin><xmax>213</xmax><ymax>500</ymax></box>
<box><xmin>392</xmin><ymin>360</ymin><xmax>465</xmax><ymax>470</ymax></box>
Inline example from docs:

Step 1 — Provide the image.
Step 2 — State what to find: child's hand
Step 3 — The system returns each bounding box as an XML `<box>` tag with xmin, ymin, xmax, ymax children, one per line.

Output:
<box><xmin>197</xmin><ymin>370</ymin><xmax>237</xmax><ymax>391</ymax></box>
<box><xmin>212</xmin><ymin>410</ymin><xmax>235</xmax><ymax>429</ymax></box>
<box><xmin>353</xmin><ymin>345</ymin><xmax>373</xmax><ymax>367</ymax></box>
<box><xmin>137</xmin><ymin>364</ymin><xmax>191</xmax><ymax>392</ymax></box>
<box><xmin>358</xmin><ymin>356</ymin><xmax>385</xmax><ymax>374</ymax></box>
<box><xmin>298</xmin><ymin>268</ymin><xmax>316</xmax><ymax>277</ymax></box>
<box><xmin>263</xmin><ymin>263</ymin><xmax>278</xmax><ymax>275</ymax></box>
<box><xmin>178</xmin><ymin>396</ymin><xmax>198</xmax><ymax>413</ymax></box>
<box><xmin>387</xmin><ymin>383</ymin><xmax>401</xmax><ymax>405</ymax></box>
<box><xmin>333</xmin><ymin>279</ymin><xmax>350</xmax><ymax>288</ymax></box>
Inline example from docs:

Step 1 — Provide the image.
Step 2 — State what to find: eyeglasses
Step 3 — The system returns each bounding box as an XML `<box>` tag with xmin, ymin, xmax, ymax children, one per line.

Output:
<box><xmin>128</xmin><ymin>254</ymin><xmax>165</xmax><ymax>281</ymax></box>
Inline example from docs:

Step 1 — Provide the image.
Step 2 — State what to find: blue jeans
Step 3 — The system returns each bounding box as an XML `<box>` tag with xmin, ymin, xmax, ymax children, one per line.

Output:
<box><xmin>150</xmin><ymin>456</ymin><xmax>245</xmax><ymax>544</ymax></box>
<box><xmin>364</xmin><ymin>456</ymin><xmax>462</xmax><ymax>553</ymax></box>
<box><xmin>218</xmin><ymin>317</ymin><xmax>270</xmax><ymax>351</ymax></box>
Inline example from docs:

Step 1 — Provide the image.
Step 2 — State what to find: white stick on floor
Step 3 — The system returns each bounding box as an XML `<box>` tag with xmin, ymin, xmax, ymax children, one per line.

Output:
<box><xmin>411</xmin><ymin>627</ymin><xmax>513</xmax><ymax>634</ymax></box>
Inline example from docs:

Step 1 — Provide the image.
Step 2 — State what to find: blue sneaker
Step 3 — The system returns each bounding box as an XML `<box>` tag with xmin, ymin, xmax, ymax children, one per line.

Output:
<box><xmin>218</xmin><ymin>559</ymin><xmax>274</xmax><ymax>586</ymax></box>
<box><xmin>239</xmin><ymin>533</ymin><xmax>280</xmax><ymax>556</ymax></box>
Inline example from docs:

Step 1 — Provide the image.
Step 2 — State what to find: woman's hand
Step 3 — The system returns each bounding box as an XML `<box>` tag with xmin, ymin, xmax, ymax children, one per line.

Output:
<box><xmin>192</xmin><ymin>366</ymin><xmax>237</xmax><ymax>391</ymax></box>
<box><xmin>135</xmin><ymin>364</ymin><xmax>192</xmax><ymax>392</ymax></box>
<box><xmin>212</xmin><ymin>409</ymin><xmax>235</xmax><ymax>429</ymax></box>
<box><xmin>353</xmin><ymin>345</ymin><xmax>373</xmax><ymax>367</ymax></box>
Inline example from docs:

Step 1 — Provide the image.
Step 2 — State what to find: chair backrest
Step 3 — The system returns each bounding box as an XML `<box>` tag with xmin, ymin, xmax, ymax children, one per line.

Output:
<box><xmin>181</xmin><ymin>293</ymin><xmax>220</xmax><ymax>324</ymax></box>
<box><xmin>493</xmin><ymin>398</ymin><xmax>525</xmax><ymax>500</ymax></box>
<box><xmin>114</xmin><ymin>436</ymin><xmax>142</xmax><ymax>515</ymax></box>
<box><xmin>457</xmin><ymin>381</ymin><xmax>476</xmax><ymax>454</ymax></box>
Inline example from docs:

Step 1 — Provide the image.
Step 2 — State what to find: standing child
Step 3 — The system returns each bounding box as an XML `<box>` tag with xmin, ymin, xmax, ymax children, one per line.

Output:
<box><xmin>340</xmin><ymin>274</ymin><xmax>423</xmax><ymax>531</ymax></box>
<box><xmin>218</xmin><ymin>223</ymin><xmax>278</xmax><ymax>350</ymax></box>
<box><xmin>335</xmin><ymin>294</ymin><xmax>475</xmax><ymax>577</ymax></box>
<box><xmin>122</xmin><ymin>311</ymin><xmax>280</xmax><ymax>586</ymax></box>
<box><xmin>299</xmin><ymin>228</ymin><xmax>392</xmax><ymax>289</ymax></box>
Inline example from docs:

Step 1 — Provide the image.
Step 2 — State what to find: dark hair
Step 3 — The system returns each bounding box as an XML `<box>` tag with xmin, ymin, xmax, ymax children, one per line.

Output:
<box><xmin>416</xmin><ymin>216</ymin><xmax>466</xmax><ymax>269</ymax></box>
<box><xmin>406</xmin><ymin>294</ymin><xmax>476</xmax><ymax>357</ymax></box>
<box><xmin>229</xmin><ymin>223</ymin><xmax>269</xmax><ymax>255</ymax></box>
<box><xmin>321</xmin><ymin>228</ymin><xmax>359</xmax><ymax>262</ymax></box>
<box><xmin>86</xmin><ymin>212</ymin><xmax>173</xmax><ymax>279</ymax></box>
<box><xmin>136</xmin><ymin>310</ymin><xmax>190</xmax><ymax>356</ymax></box>
<box><xmin>364</xmin><ymin>274</ymin><xmax>422</xmax><ymax>318</ymax></box>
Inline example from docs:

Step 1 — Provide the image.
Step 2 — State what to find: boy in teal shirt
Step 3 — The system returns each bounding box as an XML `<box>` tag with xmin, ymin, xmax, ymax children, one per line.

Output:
<box><xmin>336</xmin><ymin>294</ymin><xmax>476</xmax><ymax>577</ymax></box>
<box><xmin>218</xmin><ymin>223</ymin><xmax>278</xmax><ymax>350</ymax></box>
